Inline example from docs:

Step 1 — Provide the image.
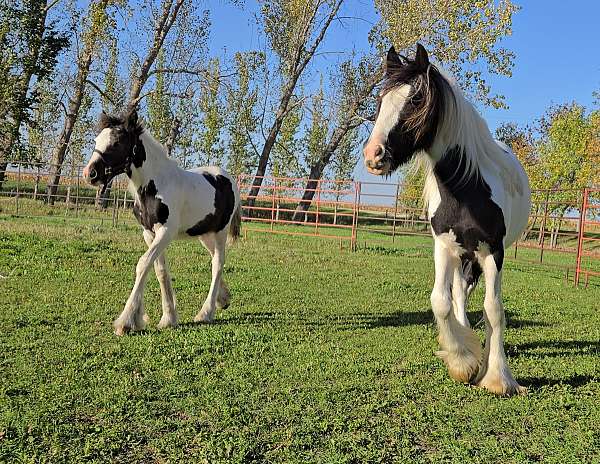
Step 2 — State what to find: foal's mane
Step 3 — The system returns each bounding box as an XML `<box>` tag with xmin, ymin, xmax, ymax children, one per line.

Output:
<box><xmin>97</xmin><ymin>111</ymin><xmax>145</xmax><ymax>137</ymax></box>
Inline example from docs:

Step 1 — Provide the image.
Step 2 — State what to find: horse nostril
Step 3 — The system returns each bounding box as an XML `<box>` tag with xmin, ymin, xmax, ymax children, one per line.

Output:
<box><xmin>374</xmin><ymin>145</ymin><xmax>383</xmax><ymax>158</ymax></box>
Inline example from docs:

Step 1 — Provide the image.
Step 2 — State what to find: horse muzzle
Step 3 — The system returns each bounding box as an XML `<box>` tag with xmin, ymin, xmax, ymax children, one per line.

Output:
<box><xmin>364</xmin><ymin>145</ymin><xmax>392</xmax><ymax>176</ymax></box>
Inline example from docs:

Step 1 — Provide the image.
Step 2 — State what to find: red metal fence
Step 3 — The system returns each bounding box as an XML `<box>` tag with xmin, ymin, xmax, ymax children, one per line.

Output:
<box><xmin>1</xmin><ymin>163</ymin><xmax>598</xmax><ymax>286</ymax></box>
<box><xmin>576</xmin><ymin>188</ymin><xmax>600</xmax><ymax>287</ymax></box>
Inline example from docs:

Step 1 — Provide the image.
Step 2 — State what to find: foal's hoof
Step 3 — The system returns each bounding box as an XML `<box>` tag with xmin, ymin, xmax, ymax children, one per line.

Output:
<box><xmin>157</xmin><ymin>316</ymin><xmax>178</xmax><ymax>329</ymax></box>
<box><xmin>194</xmin><ymin>312</ymin><xmax>214</xmax><ymax>324</ymax></box>
<box><xmin>114</xmin><ymin>325</ymin><xmax>130</xmax><ymax>337</ymax></box>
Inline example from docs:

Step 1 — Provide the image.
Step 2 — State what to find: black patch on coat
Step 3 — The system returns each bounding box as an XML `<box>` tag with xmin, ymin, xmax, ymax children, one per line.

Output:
<box><xmin>430</xmin><ymin>146</ymin><xmax>506</xmax><ymax>273</ymax></box>
<box><xmin>132</xmin><ymin>179</ymin><xmax>169</xmax><ymax>230</ymax></box>
<box><xmin>186</xmin><ymin>174</ymin><xmax>235</xmax><ymax>236</ymax></box>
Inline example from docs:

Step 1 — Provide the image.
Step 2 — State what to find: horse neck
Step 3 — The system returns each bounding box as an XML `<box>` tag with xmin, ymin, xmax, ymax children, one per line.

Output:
<box><xmin>129</xmin><ymin>131</ymin><xmax>172</xmax><ymax>188</ymax></box>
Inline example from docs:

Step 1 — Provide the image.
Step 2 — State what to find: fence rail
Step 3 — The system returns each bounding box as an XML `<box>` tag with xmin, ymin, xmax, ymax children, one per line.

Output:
<box><xmin>1</xmin><ymin>163</ymin><xmax>598</xmax><ymax>286</ymax></box>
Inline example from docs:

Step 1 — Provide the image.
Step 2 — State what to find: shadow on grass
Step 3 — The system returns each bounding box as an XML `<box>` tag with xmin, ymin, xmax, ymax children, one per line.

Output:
<box><xmin>521</xmin><ymin>374</ymin><xmax>599</xmax><ymax>390</ymax></box>
<box><xmin>219</xmin><ymin>309</ymin><xmax>435</xmax><ymax>330</ymax></box>
<box><xmin>208</xmin><ymin>307</ymin><xmax>550</xmax><ymax>331</ymax></box>
<box><xmin>508</xmin><ymin>339</ymin><xmax>600</xmax><ymax>358</ymax></box>
<box><xmin>467</xmin><ymin>309</ymin><xmax>551</xmax><ymax>330</ymax></box>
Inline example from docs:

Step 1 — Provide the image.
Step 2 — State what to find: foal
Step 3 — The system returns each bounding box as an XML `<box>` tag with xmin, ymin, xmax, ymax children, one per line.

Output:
<box><xmin>363</xmin><ymin>44</ymin><xmax>531</xmax><ymax>395</ymax></box>
<box><xmin>83</xmin><ymin>110</ymin><xmax>242</xmax><ymax>335</ymax></box>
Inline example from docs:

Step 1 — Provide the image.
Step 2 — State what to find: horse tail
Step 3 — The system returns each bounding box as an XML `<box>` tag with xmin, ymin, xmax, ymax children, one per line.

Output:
<box><xmin>227</xmin><ymin>204</ymin><xmax>242</xmax><ymax>245</ymax></box>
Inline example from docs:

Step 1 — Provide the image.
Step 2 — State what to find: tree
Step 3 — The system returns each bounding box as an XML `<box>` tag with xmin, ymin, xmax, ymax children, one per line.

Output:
<box><xmin>295</xmin><ymin>0</ymin><xmax>519</xmax><ymax>214</ymax></box>
<box><xmin>197</xmin><ymin>58</ymin><xmax>224</xmax><ymax>166</ymax></box>
<box><xmin>0</xmin><ymin>0</ymin><xmax>69</xmax><ymax>187</ymax></box>
<box><xmin>225</xmin><ymin>52</ymin><xmax>263</xmax><ymax>178</ymax></box>
<box><xmin>247</xmin><ymin>0</ymin><xmax>344</xmax><ymax>203</ymax></box>
<box><xmin>376</xmin><ymin>0</ymin><xmax>519</xmax><ymax>108</ymax></box>
<box><xmin>46</xmin><ymin>0</ymin><xmax>117</xmax><ymax>203</ymax></box>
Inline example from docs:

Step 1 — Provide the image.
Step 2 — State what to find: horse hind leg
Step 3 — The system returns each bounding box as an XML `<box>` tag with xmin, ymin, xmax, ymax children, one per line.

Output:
<box><xmin>475</xmin><ymin>249</ymin><xmax>525</xmax><ymax>396</ymax></box>
<box><xmin>198</xmin><ymin>233</ymin><xmax>231</xmax><ymax>310</ymax></box>
<box><xmin>195</xmin><ymin>231</ymin><xmax>226</xmax><ymax>323</ymax></box>
<box><xmin>432</xmin><ymin>240</ymin><xmax>482</xmax><ymax>383</ymax></box>
<box><xmin>452</xmin><ymin>255</ymin><xmax>482</xmax><ymax>327</ymax></box>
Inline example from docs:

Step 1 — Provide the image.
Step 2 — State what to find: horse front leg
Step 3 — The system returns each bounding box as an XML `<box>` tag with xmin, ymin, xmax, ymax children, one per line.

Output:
<box><xmin>114</xmin><ymin>227</ymin><xmax>173</xmax><ymax>336</ymax></box>
<box><xmin>431</xmin><ymin>240</ymin><xmax>482</xmax><ymax>383</ymax></box>
<box><xmin>475</xmin><ymin>249</ymin><xmax>526</xmax><ymax>395</ymax></box>
<box><xmin>142</xmin><ymin>230</ymin><xmax>177</xmax><ymax>329</ymax></box>
<box><xmin>195</xmin><ymin>231</ymin><xmax>226</xmax><ymax>323</ymax></box>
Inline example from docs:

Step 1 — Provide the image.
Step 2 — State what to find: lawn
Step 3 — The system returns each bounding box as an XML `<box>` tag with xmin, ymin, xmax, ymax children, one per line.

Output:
<box><xmin>0</xmin><ymin>214</ymin><xmax>599</xmax><ymax>463</ymax></box>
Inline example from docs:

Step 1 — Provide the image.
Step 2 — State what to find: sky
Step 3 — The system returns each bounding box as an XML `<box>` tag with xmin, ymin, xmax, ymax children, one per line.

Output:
<box><xmin>207</xmin><ymin>1</ymin><xmax>600</xmax><ymax>188</ymax></box>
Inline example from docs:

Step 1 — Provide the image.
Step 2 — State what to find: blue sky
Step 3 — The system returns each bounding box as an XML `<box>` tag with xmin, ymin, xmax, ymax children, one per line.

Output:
<box><xmin>208</xmin><ymin>1</ymin><xmax>600</xmax><ymax>185</ymax></box>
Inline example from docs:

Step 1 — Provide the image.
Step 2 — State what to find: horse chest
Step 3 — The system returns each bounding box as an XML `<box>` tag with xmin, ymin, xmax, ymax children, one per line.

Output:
<box><xmin>132</xmin><ymin>180</ymin><xmax>170</xmax><ymax>231</ymax></box>
<box><xmin>429</xmin><ymin>151</ymin><xmax>506</xmax><ymax>268</ymax></box>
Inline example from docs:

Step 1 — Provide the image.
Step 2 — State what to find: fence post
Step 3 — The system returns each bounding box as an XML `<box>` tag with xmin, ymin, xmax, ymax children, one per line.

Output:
<box><xmin>539</xmin><ymin>190</ymin><xmax>550</xmax><ymax>263</ymax></box>
<box><xmin>75</xmin><ymin>165</ymin><xmax>80</xmax><ymax>218</ymax></box>
<box><xmin>270</xmin><ymin>178</ymin><xmax>276</xmax><ymax>231</ymax></box>
<box><xmin>315</xmin><ymin>179</ymin><xmax>321</xmax><ymax>234</ymax></box>
<box><xmin>15</xmin><ymin>163</ymin><xmax>21</xmax><ymax>215</ymax></box>
<box><xmin>392</xmin><ymin>182</ymin><xmax>400</xmax><ymax>243</ymax></box>
<box><xmin>575</xmin><ymin>188</ymin><xmax>588</xmax><ymax>287</ymax></box>
<box><xmin>352</xmin><ymin>181</ymin><xmax>361</xmax><ymax>251</ymax></box>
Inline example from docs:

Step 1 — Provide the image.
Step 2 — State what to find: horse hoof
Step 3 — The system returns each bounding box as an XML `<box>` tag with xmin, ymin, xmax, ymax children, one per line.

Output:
<box><xmin>157</xmin><ymin>317</ymin><xmax>178</xmax><ymax>329</ymax></box>
<box><xmin>114</xmin><ymin>325</ymin><xmax>130</xmax><ymax>336</ymax></box>
<box><xmin>477</xmin><ymin>374</ymin><xmax>527</xmax><ymax>396</ymax></box>
<box><xmin>194</xmin><ymin>312</ymin><xmax>214</xmax><ymax>324</ymax></box>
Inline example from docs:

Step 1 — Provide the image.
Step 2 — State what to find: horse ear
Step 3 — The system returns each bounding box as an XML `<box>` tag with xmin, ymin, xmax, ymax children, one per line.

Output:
<box><xmin>99</xmin><ymin>111</ymin><xmax>110</xmax><ymax>130</ymax></box>
<box><xmin>415</xmin><ymin>43</ymin><xmax>430</xmax><ymax>70</ymax></box>
<box><xmin>125</xmin><ymin>109</ymin><xmax>138</xmax><ymax>130</ymax></box>
<box><xmin>385</xmin><ymin>46</ymin><xmax>402</xmax><ymax>74</ymax></box>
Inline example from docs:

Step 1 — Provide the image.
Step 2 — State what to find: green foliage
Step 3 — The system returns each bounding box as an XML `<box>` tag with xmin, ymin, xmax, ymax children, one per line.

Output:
<box><xmin>225</xmin><ymin>52</ymin><xmax>264</xmax><ymax>177</ymax></box>
<box><xmin>197</xmin><ymin>58</ymin><xmax>224</xmax><ymax>165</ymax></box>
<box><xmin>102</xmin><ymin>37</ymin><xmax>125</xmax><ymax>113</ymax></box>
<box><xmin>147</xmin><ymin>51</ymin><xmax>173</xmax><ymax>146</ymax></box>
<box><xmin>376</xmin><ymin>0</ymin><xmax>518</xmax><ymax>108</ymax></box>
<box><xmin>0</xmin><ymin>0</ymin><xmax>69</xmax><ymax>161</ymax></box>
<box><xmin>303</xmin><ymin>79</ymin><xmax>328</xmax><ymax>170</ymax></box>
<box><xmin>272</xmin><ymin>97</ymin><xmax>303</xmax><ymax>178</ymax></box>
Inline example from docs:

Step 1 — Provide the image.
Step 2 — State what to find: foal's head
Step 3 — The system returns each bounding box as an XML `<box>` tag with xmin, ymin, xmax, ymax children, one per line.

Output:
<box><xmin>83</xmin><ymin>110</ymin><xmax>143</xmax><ymax>186</ymax></box>
<box><xmin>363</xmin><ymin>43</ymin><xmax>451</xmax><ymax>176</ymax></box>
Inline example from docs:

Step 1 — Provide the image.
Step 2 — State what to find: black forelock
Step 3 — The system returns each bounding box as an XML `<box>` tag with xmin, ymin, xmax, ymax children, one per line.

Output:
<box><xmin>380</xmin><ymin>54</ymin><xmax>453</xmax><ymax>157</ymax></box>
<box><xmin>97</xmin><ymin>112</ymin><xmax>144</xmax><ymax>136</ymax></box>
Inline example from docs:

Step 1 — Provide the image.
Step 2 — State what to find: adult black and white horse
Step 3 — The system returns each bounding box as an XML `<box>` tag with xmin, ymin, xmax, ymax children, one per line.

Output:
<box><xmin>83</xmin><ymin>110</ymin><xmax>242</xmax><ymax>335</ymax></box>
<box><xmin>363</xmin><ymin>44</ymin><xmax>531</xmax><ymax>395</ymax></box>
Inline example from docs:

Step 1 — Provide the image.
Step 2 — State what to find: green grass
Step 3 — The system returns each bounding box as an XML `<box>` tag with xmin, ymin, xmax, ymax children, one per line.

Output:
<box><xmin>1</xmin><ymin>215</ymin><xmax>600</xmax><ymax>463</ymax></box>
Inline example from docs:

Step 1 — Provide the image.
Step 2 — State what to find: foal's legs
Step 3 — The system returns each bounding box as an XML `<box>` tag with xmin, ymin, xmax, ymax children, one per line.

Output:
<box><xmin>194</xmin><ymin>231</ymin><xmax>227</xmax><ymax>323</ymax></box>
<box><xmin>432</xmin><ymin>241</ymin><xmax>481</xmax><ymax>383</ymax></box>
<box><xmin>114</xmin><ymin>227</ymin><xmax>173</xmax><ymax>336</ymax></box>
<box><xmin>451</xmin><ymin>267</ymin><xmax>470</xmax><ymax>327</ymax></box>
<box><xmin>198</xmin><ymin>233</ymin><xmax>231</xmax><ymax>310</ymax></box>
<box><xmin>475</xmin><ymin>250</ymin><xmax>525</xmax><ymax>395</ymax></box>
<box><xmin>142</xmin><ymin>230</ymin><xmax>178</xmax><ymax>329</ymax></box>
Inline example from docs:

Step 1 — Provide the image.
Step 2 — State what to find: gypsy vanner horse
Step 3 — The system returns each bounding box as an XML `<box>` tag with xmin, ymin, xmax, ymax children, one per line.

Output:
<box><xmin>363</xmin><ymin>44</ymin><xmax>531</xmax><ymax>395</ymax></box>
<box><xmin>83</xmin><ymin>110</ymin><xmax>241</xmax><ymax>335</ymax></box>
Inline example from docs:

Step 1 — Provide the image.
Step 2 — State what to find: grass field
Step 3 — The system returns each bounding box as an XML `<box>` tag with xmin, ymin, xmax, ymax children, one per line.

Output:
<box><xmin>1</xmin><ymin>214</ymin><xmax>600</xmax><ymax>463</ymax></box>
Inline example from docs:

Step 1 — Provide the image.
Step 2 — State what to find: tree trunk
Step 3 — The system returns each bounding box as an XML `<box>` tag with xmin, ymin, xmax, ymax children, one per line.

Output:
<box><xmin>246</xmin><ymin>0</ymin><xmax>343</xmax><ymax>205</ymax></box>
<box><xmin>46</xmin><ymin>51</ymin><xmax>93</xmax><ymax>205</ymax></box>
<box><xmin>165</xmin><ymin>116</ymin><xmax>181</xmax><ymax>155</ymax></box>
<box><xmin>127</xmin><ymin>0</ymin><xmax>185</xmax><ymax>110</ymax></box>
